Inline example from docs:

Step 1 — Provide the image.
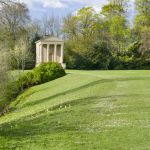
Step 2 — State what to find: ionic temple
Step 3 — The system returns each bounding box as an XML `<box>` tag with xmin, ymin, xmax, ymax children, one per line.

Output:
<box><xmin>35</xmin><ymin>37</ymin><xmax>65</xmax><ymax>68</ymax></box>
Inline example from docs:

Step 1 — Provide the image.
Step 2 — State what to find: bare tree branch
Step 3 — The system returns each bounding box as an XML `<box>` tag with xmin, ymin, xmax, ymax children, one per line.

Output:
<box><xmin>0</xmin><ymin>0</ymin><xmax>12</xmax><ymax>5</ymax></box>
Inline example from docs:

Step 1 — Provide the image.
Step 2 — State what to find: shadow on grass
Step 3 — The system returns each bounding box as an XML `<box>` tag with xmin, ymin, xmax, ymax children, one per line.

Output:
<box><xmin>21</xmin><ymin>77</ymin><xmax>150</xmax><ymax>109</ymax></box>
<box><xmin>0</xmin><ymin>76</ymin><xmax>149</xmax><ymax>139</ymax></box>
<box><xmin>0</xmin><ymin>91</ymin><xmax>149</xmax><ymax>139</ymax></box>
<box><xmin>0</xmin><ymin>96</ymin><xmax>99</xmax><ymax>139</ymax></box>
<box><xmin>12</xmin><ymin>74</ymin><xmax>71</xmax><ymax>108</ymax></box>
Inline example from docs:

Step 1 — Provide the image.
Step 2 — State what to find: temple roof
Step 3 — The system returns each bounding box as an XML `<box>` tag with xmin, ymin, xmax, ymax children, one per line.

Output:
<box><xmin>35</xmin><ymin>37</ymin><xmax>64</xmax><ymax>43</ymax></box>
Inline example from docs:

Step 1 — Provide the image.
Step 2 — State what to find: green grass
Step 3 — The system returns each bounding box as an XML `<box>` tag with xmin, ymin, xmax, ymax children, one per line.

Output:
<box><xmin>0</xmin><ymin>70</ymin><xmax>150</xmax><ymax>150</ymax></box>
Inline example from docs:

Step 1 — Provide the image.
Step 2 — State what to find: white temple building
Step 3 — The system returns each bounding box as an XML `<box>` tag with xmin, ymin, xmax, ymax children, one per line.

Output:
<box><xmin>35</xmin><ymin>37</ymin><xmax>66</xmax><ymax>68</ymax></box>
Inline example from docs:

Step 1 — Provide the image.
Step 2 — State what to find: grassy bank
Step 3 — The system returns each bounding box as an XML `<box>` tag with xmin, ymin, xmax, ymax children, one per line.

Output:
<box><xmin>0</xmin><ymin>70</ymin><xmax>150</xmax><ymax>150</ymax></box>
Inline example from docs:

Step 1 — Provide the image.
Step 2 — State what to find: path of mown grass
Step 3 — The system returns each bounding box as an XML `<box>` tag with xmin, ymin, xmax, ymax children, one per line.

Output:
<box><xmin>0</xmin><ymin>70</ymin><xmax>150</xmax><ymax>150</ymax></box>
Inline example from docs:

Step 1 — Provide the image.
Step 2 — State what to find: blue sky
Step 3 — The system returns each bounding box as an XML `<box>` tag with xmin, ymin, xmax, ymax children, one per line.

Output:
<box><xmin>21</xmin><ymin>0</ymin><xmax>135</xmax><ymax>21</ymax></box>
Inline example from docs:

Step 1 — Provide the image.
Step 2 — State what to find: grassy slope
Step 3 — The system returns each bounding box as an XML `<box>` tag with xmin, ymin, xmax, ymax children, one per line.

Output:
<box><xmin>0</xmin><ymin>70</ymin><xmax>150</xmax><ymax>150</ymax></box>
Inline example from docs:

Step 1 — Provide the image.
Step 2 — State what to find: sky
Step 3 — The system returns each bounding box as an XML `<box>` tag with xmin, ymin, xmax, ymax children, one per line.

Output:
<box><xmin>20</xmin><ymin>0</ymin><xmax>135</xmax><ymax>21</ymax></box>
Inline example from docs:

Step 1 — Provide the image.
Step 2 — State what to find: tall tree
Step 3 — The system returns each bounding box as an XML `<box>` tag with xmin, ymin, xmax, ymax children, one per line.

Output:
<box><xmin>134</xmin><ymin>0</ymin><xmax>150</xmax><ymax>32</ymax></box>
<box><xmin>64</xmin><ymin>7</ymin><xmax>97</xmax><ymax>41</ymax></box>
<box><xmin>0</xmin><ymin>0</ymin><xmax>11</xmax><ymax>5</ymax></box>
<box><xmin>134</xmin><ymin>0</ymin><xmax>150</xmax><ymax>55</ymax></box>
<box><xmin>63</xmin><ymin>14</ymin><xmax>78</xmax><ymax>40</ymax></box>
<box><xmin>101</xmin><ymin>0</ymin><xmax>130</xmax><ymax>52</ymax></box>
<box><xmin>41</xmin><ymin>15</ymin><xmax>62</xmax><ymax>38</ymax></box>
<box><xmin>102</xmin><ymin>0</ymin><xmax>128</xmax><ymax>17</ymax></box>
<box><xmin>0</xmin><ymin>1</ymin><xmax>30</xmax><ymax>49</ymax></box>
<box><xmin>63</xmin><ymin>7</ymin><xmax>112</xmax><ymax>69</ymax></box>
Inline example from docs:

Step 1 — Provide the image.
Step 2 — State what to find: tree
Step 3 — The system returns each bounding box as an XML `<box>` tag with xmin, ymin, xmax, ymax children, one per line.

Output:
<box><xmin>134</xmin><ymin>0</ymin><xmax>150</xmax><ymax>56</ymax></box>
<box><xmin>101</xmin><ymin>0</ymin><xmax>131</xmax><ymax>52</ymax></box>
<box><xmin>0</xmin><ymin>0</ymin><xmax>32</xmax><ymax>69</ymax></box>
<box><xmin>0</xmin><ymin>44</ymin><xmax>11</xmax><ymax>113</ymax></box>
<box><xmin>0</xmin><ymin>0</ymin><xmax>12</xmax><ymax>5</ymax></box>
<box><xmin>63</xmin><ymin>7</ymin><xmax>113</xmax><ymax>69</ymax></box>
<box><xmin>102</xmin><ymin>0</ymin><xmax>128</xmax><ymax>17</ymax></box>
<box><xmin>135</xmin><ymin>0</ymin><xmax>150</xmax><ymax>30</ymax></box>
<box><xmin>0</xmin><ymin>1</ymin><xmax>30</xmax><ymax>49</ymax></box>
<box><xmin>63</xmin><ymin>14</ymin><xmax>78</xmax><ymax>39</ymax></box>
<box><xmin>41</xmin><ymin>15</ymin><xmax>62</xmax><ymax>37</ymax></box>
<box><xmin>11</xmin><ymin>36</ymin><xmax>34</xmax><ymax>70</ymax></box>
<box><xmin>0</xmin><ymin>50</ymin><xmax>9</xmax><ymax>97</ymax></box>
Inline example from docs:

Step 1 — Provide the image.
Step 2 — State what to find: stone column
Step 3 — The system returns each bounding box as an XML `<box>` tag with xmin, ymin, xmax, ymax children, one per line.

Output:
<box><xmin>40</xmin><ymin>44</ymin><xmax>43</xmax><ymax>63</ymax></box>
<box><xmin>47</xmin><ymin>44</ymin><xmax>49</xmax><ymax>62</ymax></box>
<box><xmin>54</xmin><ymin>44</ymin><xmax>57</xmax><ymax>62</ymax></box>
<box><xmin>36</xmin><ymin>44</ymin><xmax>39</xmax><ymax>65</ymax></box>
<box><xmin>60</xmin><ymin>44</ymin><xmax>64</xmax><ymax>63</ymax></box>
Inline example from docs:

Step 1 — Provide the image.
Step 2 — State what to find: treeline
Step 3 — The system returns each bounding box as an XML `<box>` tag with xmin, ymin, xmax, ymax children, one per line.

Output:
<box><xmin>64</xmin><ymin>0</ymin><xmax>150</xmax><ymax>70</ymax></box>
<box><xmin>0</xmin><ymin>0</ymin><xmax>150</xmax><ymax>71</ymax></box>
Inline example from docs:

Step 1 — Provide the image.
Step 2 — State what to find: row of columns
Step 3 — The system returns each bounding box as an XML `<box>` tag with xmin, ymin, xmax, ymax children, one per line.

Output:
<box><xmin>39</xmin><ymin>44</ymin><xmax>64</xmax><ymax>63</ymax></box>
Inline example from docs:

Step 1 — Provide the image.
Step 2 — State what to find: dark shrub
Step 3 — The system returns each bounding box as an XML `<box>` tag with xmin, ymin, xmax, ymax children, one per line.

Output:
<box><xmin>5</xmin><ymin>82</ymin><xmax>21</xmax><ymax>100</ymax></box>
<box><xmin>65</xmin><ymin>41</ymin><xmax>112</xmax><ymax>70</ymax></box>
<box><xmin>19</xmin><ymin>62</ymin><xmax>66</xmax><ymax>89</ymax></box>
<box><xmin>33</xmin><ymin>62</ymin><xmax>66</xmax><ymax>84</ymax></box>
<box><xmin>17</xmin><ymin>72</ymin><xmax>35</xmax><ymax>89</ymax></box>
<box><xmin>87</xmin><ymin>42</ymin><xmax>112</xmax><ymax>70</ymax></box>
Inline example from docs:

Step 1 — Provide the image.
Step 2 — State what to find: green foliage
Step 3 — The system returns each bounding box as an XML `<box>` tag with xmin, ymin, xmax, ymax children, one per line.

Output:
<box><xmin>63</xmin><ymin>0</ymin><xmax>150</xmax><ymax>70</ymax></box>
<box><xmin>63</xmin><ymin>4</ymin><xmax>133</xmax><ymax>70</ymax></box>
<box><xmin>5</xmin><ymin>82</ymin><xmax>21</xmax><ymax>101</ymax></box>
<box><xmin>135</xmin><ymin>0</ymin><xmax>150</xmax><ymax>27</ymax></box>
<box><xmin>109</xmin><ymin>41</ymin><xmax>150</xmax><ymax>70</ymax></box>
<box><xmin>102</xmin><ymin>3</ymin><xmax>125</xmax><ymax>16</ymax></box>
<box><xmin>28</xmin><ymin>33</ymin><xmax>41</xmax><ymax>69</ymax></box>
<box><xmin>33</xmin><ymin>62</ymin><xmax>66</xmax><ymax>84</ymax></box>
<box><xmin>17</xmin><ymin>72</ymin><xmax>35</xmax><ymax>89</ymax></box>
<box><xmin>134</xmin><ymin>0</ymin><xmax>150</xmax><ymax>37</ymax></box>
<box><xmin>127</xmin><ymin>41</ymin><xmax>142</xmax><ymax>57</ymax></box>
<box><xmin>85</xmin><ymin>42</ymin><xmax>112</xmax><ymax>69</ymax></box>
<box><xmin>64</xmin><ymin>47</ymin><xmax>82</xmax><ymax>69</ymax></box>
<box><xmin>65</xmin><ymin>40</ymin><xmax>112</xmax><ymax>70</ymax></box>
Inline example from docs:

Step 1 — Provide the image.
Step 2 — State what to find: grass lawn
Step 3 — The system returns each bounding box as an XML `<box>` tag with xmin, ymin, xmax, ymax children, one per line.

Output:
<box><xmin>0</xmin><ymin>70</ymin><xmax>150</xmax><ymax>150</ymax></box>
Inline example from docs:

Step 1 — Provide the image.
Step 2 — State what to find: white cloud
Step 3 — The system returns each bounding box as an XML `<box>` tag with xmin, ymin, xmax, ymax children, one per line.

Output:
<box><xmin>42</xmin><ymin>0</ymin><xmax>67</xmax><ymax>8</ymax></box>
<box><xmin>21</xmin><ymin>0</ymin><xmax>135</xmax><ymax>17</ymax></box>
<box><xmin>20</xmin><ymin>0</ymin><xmax>135</xmax><ymax>21</ymax></box>
<box><xmin>21</xmin><ymin>0</ymin><xmax>109</xmax><ymax>9</ymax></box>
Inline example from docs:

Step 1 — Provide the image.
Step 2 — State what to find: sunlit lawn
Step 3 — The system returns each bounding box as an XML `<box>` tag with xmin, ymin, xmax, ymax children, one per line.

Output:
<box><xmin>0</xmin><ymin>70</ymin><xmax>150</xmax><ymax>150</ymax></box>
